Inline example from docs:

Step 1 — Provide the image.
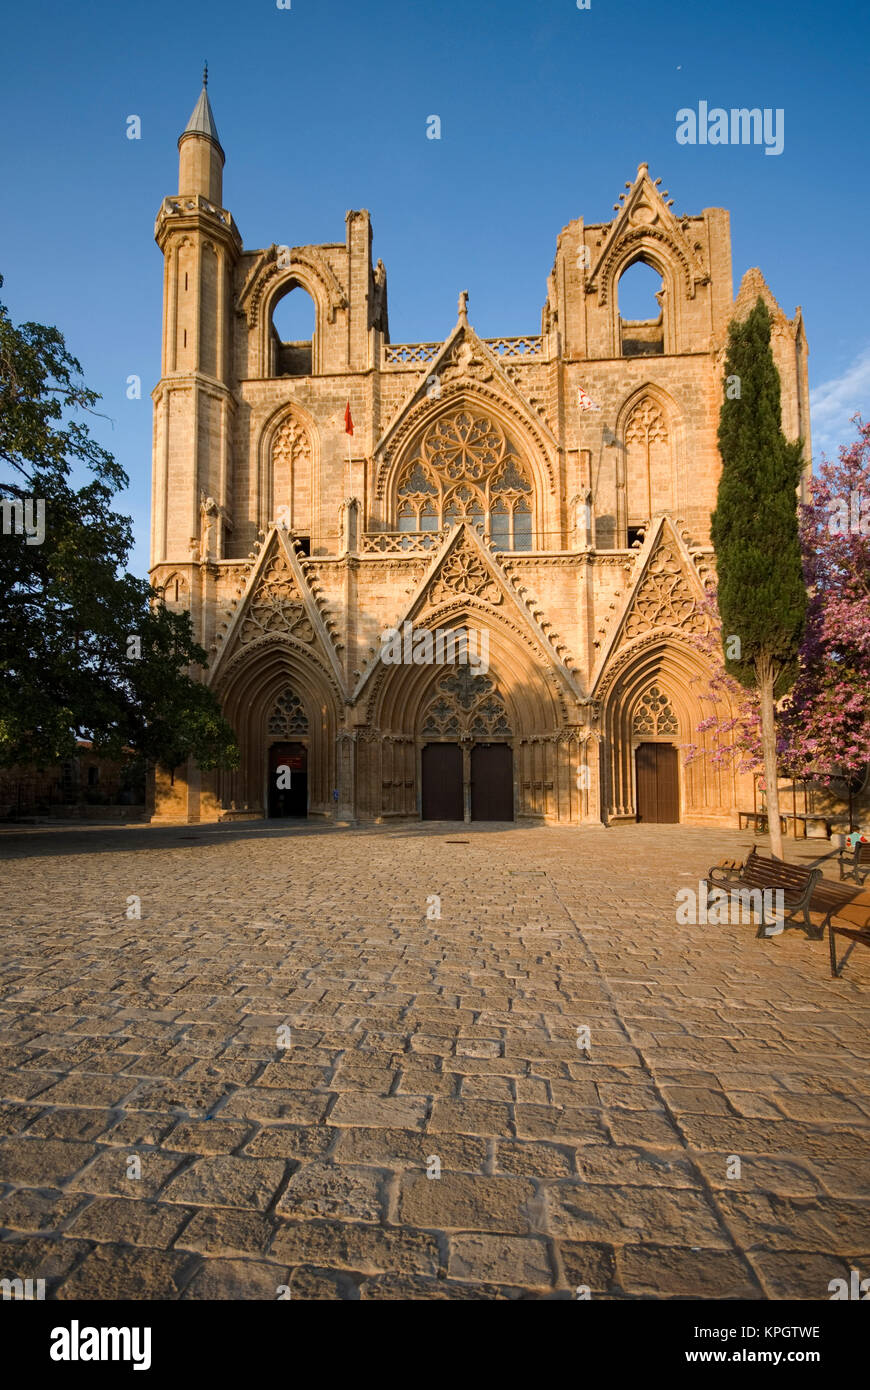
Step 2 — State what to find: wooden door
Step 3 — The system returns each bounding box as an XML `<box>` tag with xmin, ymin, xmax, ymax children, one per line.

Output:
<box><xmin>635</xmin><ymin>742</ymin><xmax>679</xmax><ymax>823</ymax></box>
<box><xmin>421</xmin><ymin>744</ymin><xmax>463</xmax><ymax>820</ymax></box>
<box><xmin>268</xmin><ymin>742</ymin><xmax>308</xmax><ymax>818</ymax></box>
<box><xmin>471</xmin><ymin>744</ymin><xmax>514</xmax><ymax>821</ymax></box>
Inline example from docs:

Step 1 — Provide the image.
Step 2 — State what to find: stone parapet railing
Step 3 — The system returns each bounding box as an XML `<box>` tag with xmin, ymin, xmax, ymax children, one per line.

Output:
<box><xmin>383</xmin><ymin>343</ymin><xmax>442</xmax><ymax>365</ymax></box>
<box><xmin>383</xmin><ymin>336</ymin><xmax>544</xmax><ymax>366</ymax></box>
<box><xmin>361</xmin><ymin>530</ymin><xmax>445</xmax><ymax>555</ymax></box>
<box><xmin>484</xmin><ymin>336</ymin><xmax>544</xmax><ymax>359</ymax></box>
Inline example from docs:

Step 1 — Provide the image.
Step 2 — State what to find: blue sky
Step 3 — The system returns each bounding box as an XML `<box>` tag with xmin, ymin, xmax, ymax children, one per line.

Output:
<box><xmin>1</xmin><ymin>0</ymin><xmax>867</xmax><ymax>578</ymax></box>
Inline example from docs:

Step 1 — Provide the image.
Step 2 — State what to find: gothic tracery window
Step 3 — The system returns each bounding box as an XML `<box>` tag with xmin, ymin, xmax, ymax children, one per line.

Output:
<box><xmin>623</xmin><ymin>396</ymin><xmax>672</xmax><ymax>532</ymax></box>
<box><xmin>268</xmin><ymin>688</ymin><xmax>310</xmax><ymax>736</ymax></box>
<box><xmin>421</xmin><ymin>666</ymin><xmax>513</xmax><ymax>738</ymax></box>
<box><xmin>270</xmin><ymin>413</ymin><xmax>312</xmax><ymax>533</ymax></box>
<box><xmin>396</xmin><ymin>411</ymin><xmax>534</xmax><ymax>550</ymax></box>
<box><xmin>632</xmin><ymin>685</ymin><xmax>678</xmax><ymax>737</ymax></box>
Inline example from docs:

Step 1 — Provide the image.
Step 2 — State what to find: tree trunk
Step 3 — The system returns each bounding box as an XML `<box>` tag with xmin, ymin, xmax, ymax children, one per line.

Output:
<box><xmin>757</xmin><ymin>658</ymin><xmax>783</xmax><ymax>858</ymax></box>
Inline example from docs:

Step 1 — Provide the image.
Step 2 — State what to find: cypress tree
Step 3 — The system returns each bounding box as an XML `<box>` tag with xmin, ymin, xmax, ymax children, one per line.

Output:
<box><xmin>711</xmin><ymin>297</ymin><xmax>806</xmax><ymax>859</ymax></box>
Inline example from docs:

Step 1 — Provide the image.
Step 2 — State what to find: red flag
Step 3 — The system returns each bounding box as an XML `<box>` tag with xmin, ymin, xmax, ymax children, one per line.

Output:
<box><xmin>344</xmin><ymin>401</ymin><xmax>354</xmax><ymax>436</ymax></box>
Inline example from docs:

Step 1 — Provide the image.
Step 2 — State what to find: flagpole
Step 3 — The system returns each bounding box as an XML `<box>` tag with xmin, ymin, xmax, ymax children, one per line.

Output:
<box><xmin>344</xmin><ymin>400</ymin><xmax>354</xmax><ymax>499</ymax></box>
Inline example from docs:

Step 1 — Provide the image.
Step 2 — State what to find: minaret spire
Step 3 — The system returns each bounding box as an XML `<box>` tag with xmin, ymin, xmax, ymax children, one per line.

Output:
<box><xmin>177</xmin><ymin>67</ymin><xmax>225</xmax><ymax>202</ymax></box>
<box><xmin>180</xmin><ymin>69</ymin><xmax>223</xmax><ymax>155</ymax></box>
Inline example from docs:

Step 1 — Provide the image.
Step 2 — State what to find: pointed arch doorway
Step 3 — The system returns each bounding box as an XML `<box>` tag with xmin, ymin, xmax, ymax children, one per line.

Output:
<box><xmin>418</xmin><ymin>667</ymin><xmax>515</xmax><ymax>822</ymax></box>
<box><xmin>266</xmin><ymin>688</ymin><xmax>310</xmax><ymax>818</ymax></box>
<box><xmin>633</xmin><ymin>684</ymin><xmax>679</xmax><ymax>823</ymax></box>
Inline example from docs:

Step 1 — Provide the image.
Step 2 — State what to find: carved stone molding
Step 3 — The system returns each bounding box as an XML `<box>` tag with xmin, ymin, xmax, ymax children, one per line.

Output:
<box><xmin>595</xmin><ymin>628</ymin><xmax>706</xmax><ymax>705</ymax></box>
<box><xmin>591</xmin><ymin>224</ymin><xmax>704</xmax><ymax>305</ymax></box>
<box><xmin>439</xmin><ymin>338</ymin><xmax>493</xmax><ymax>387</ymax></box>
<box><xmin>214</xmin><ymin>629</ymin><xmax>344</xmax><ymax>709</ymax></box>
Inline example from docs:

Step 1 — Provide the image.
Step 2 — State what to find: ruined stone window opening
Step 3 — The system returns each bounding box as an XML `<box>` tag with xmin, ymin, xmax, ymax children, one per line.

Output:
<box><xmin>271</xmin><ymin>285</ymin><xmax>315</xmax><ymax>377</ymax></box>
<box><xmin>617</xmin><ymin>259</ymin><xmax>665</xmax><ymax>358</ymax></box>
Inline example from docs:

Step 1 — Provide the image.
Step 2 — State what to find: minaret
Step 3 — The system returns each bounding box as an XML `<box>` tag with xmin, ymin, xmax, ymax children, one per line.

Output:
<box><xmin>151</xmin><ymin>67</ymin><xmax>241</xmax><ymax>587</ymax></box>
<box><xmin>178</xmin><ymin>63</ymin><xmax>224</xmax><ymax>205</ymax></box>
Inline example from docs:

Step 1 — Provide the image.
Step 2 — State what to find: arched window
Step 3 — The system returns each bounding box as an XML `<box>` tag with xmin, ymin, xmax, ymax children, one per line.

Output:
<box><xmin>271</xmin><ymin>411</ymin><xmax>313</xmax><ymax>535</ymax></box>
<box><xmin>623</xmin><ymin>395</ymin><xmax>673</xmax><ymax>531</ymax></box>
<box><xmin>160</xmin><ymin>572</ymin><xmax>188</xmax><ymax>608</ymax></box>
<box><xmin>397</xmin><ymin>463</ymin><xmax>439</xmax><ymax>533</ymax></box>
<box><xmin>396</xmin><ymin>410</ymin><xmax>535</xmax><ymax>550</ymax></box>
<box><xmin>270</xmin><ymin>286</ymin><xmax>315</xmax><ymax>377</ymax></box>
<box><xmin>617</xmin><ymin>261</ymin><xmax>664</xmax><ymax>357</ymax></box>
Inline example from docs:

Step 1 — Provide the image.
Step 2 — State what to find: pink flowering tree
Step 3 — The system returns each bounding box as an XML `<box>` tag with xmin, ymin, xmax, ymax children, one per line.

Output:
<box><xmin>688</xmin><ymin>419</ymin><xmax>870</xmax><ymax>825</ymax></box>
<box><xmin>779</xmin><ymin>417</ymin><xmax>870</xmax><ymax>799</ymax></box>
<box><xmin>683</xmin><ymin>592</ymin><xmax>764</xmax><ymax>773</ymax></box>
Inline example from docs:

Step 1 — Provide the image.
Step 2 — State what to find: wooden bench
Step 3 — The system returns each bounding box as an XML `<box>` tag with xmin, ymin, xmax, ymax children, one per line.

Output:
<box><xmin>838</xmin><ymin>842</ymin><xmax>870</xmax><ymax>885</ymax></box>
<box><xmin>807</xmin><ymin>880</ymin><xmax>870</xmax><ymax>977</ymax></box>
<box><xmin>705</xmin><ymin>847</ymin><xmax>822</xmax><ymax>938</ymax></box>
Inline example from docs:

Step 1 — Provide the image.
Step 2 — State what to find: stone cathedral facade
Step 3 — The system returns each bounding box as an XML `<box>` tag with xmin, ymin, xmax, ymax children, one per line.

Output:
<box><xmin>149</xmin><ymin>79</ymin><xmax>811</xmax><ymax>826</ymax></box>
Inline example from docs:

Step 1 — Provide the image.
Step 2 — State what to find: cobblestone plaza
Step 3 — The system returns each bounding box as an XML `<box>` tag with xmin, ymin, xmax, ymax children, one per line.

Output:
<box><xmin>0</xmin><ymin>821</ymin><xmax>867</xmax><ymax>1300</ymax></box>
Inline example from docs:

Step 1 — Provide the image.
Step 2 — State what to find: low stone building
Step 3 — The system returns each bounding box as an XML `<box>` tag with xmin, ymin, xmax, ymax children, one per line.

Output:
<box><xmin>0</xmin><ymin>744</ymin><xmax>144</xmax><ymax>820</ymax></box>
<box><xmin>149</xmin><ymin>77</ymin><xmax>811</xmax><ymax>826</ymax></box>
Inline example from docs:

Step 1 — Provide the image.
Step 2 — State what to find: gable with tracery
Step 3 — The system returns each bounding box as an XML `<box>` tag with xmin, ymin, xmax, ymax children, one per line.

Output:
<box><xmin>623</xmin><ymin>542</ymin><xmax>707</xmax><ymax>642</ymax></box>
<box><xmin>238</xmin><ymin>550</ymin><xmax>316</xmax><ymax>646</ymax></box>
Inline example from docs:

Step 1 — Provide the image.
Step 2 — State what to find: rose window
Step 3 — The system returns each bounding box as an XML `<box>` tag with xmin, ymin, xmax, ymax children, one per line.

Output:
<box><xmin>396</xmin><ymin>410</ymin><xmax>534</xmax><ymax>550</ymax></box>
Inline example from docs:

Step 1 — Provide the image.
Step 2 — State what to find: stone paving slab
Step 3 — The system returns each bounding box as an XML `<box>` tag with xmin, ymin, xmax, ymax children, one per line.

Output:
<box><xmin>0</xmin><ymin>819</ymin><xmax>867</xmax><ymax>1300</ymax></box>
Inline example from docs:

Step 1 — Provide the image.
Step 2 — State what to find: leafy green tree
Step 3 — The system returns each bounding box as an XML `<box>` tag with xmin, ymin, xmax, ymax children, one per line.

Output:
<box><xmin>711</xmin><ymin>297</ymin><xmax>806</xmax><ymax>857</ymax></box>
<box><xmin>0</xmin><ymin>277</ymin><xmax>238</xmax><ymax>780</ymax></box>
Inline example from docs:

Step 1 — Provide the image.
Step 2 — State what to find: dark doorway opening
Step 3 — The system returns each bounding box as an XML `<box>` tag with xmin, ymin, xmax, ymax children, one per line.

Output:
<box><xmin>421</xmin><ymin>743</ymin><xmax>463</xmax><ymax>820</ymax></box>
<box><xmin>635</xmin><ymin>742</ymin><xmax>679</xmax><ymax>823</ymax></box>
<box><xmin>471</xmin><ymin>743</ymin><xmax>514</xmax><ymax>821</ymax></box>
<box><xmin>268</xmin><ymin>741</ymin><xmax>308</xmax><ymax>817</ymax></box>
